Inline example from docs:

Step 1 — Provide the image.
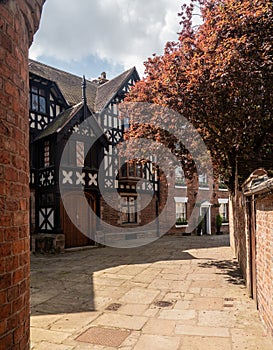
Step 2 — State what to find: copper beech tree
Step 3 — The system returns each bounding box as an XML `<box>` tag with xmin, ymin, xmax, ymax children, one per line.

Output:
<box><xmin>125</xmin><ymin>0</ymin><xmax>273</xmax><ymax>192</ymax></box>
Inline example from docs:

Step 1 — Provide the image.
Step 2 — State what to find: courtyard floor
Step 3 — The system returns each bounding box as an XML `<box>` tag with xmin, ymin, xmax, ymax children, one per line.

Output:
<box><xmin>30</xmin><ymin>234</ymin><xmax>273</xmax><ymax>350</ymax></box>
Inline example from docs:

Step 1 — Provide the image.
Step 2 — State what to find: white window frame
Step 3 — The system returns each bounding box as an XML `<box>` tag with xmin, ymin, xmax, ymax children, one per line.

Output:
<box><xmin>218</xmin><ymin>198</ymin><xmax>229</xmax><ymax>224</ymax></box>
<box><xmin>175</xmin><ymin>166</ymin><xmax>186</xmax><ymax>187</ymax></box>
<box><xmin>174</xmin><ymin>197</ymin><xmax>188</xmax><ymax>226</ymax></box>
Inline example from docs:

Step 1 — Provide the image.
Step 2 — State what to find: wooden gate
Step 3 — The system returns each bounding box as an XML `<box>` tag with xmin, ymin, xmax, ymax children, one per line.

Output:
<box><xmin>61</xmin><ymin>192</ymin><xmax>96</xmax><ymax>248</ymax></box>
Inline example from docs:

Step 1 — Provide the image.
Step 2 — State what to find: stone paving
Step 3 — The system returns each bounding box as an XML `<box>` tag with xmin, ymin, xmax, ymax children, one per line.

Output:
<box><xmin>30</xmin><ymin>234</ymin><xmax>273</xmax><ymax>349</ymax></box>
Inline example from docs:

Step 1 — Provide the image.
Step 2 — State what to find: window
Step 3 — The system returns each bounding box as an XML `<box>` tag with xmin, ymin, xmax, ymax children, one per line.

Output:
<box><xmin>175</xmin><ymin>202</ymin><xmax>187</xmax><ymax>224</ymax></box>
<box><xmin>175</xmin><ymin>166</ymin><xmax>186</xmax><ymax>187</ymax></box>
<box><xmin>136</xmin><ymin>163</ymin><xmax>142</xmax><ymax>178</ymax></box>
<box><xmin>175</xmin><ymin>197</ymin><xmax>188</xmax><ymax>225</ymax></box>
<box><xmin>30</xmin><ymin>85</ymin><xmax>46</xmax><ymax>114</ymax></box>
<box><xmin>44</xmin><ymin>141</ymin><xmax>50</xmax><ymax>167</ymax></box>
<box><xmin>219</xmin><ymin>203</ymin><xmax>229</xmax><ymax>223</ymax></box>
<box><xmin>128</xmin><ymin>163</ymin><xmax>136</xmax><ymax>177</ymax></box>
<box><xmin>198</xmin><ymin>173</ymin><xmax>208</xmax><ymax>187</ymax></box>
<box><xmin>219</xmin><ymin>177</ymin><xmax>228</xmax><ymax>190</ymax></box>
<box><xmin>119</xmin><ymin>161</ymin><xmax>142</xmax><ymax>178</ymax></box>
<box><xmin>76</xmin><ymin>141</ymin><xmax>85</xmax><ymax>167</ymax></box>
<box><xmin>121</xmin><ymin>196</ymin><xmax>137</xmax><ymax>224</ymax></box>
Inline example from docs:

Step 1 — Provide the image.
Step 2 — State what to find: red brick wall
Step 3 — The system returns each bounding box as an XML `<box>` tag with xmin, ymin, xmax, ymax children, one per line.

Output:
<box><xmin>160</xmin><ymin>169</ymin><xmax>230</xmax><ymax>235</ymax></box>
<box><xmin>255</xmin><ymin>193</ymin><xmax>273</xmax><ymax>337</ymax></box>
<box><xmin>229</xmin><ymin>192</ymin><xmax>247</xmax><ymax>278</ymax></box>
<box><xmin>100</xmin><ymin>193</ymin><xmax>158</xmax><ymax>228</ymax></box>
<box><xmin>0</xmin><ymin>1</ymin><xmax>44</xmax><ymax>349</ymax></box>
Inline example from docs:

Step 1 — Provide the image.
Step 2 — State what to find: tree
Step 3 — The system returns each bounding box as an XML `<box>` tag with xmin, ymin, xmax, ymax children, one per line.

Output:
<box><xmin>125</xmin><ymin>0</ymin><xmax>273</xmax><ymax>192</ymax></box>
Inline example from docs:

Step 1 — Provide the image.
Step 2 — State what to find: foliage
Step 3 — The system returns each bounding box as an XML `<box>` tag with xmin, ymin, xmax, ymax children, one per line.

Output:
<box><xmin>176</xmin><ymin>217</ymin><xmax>188</xmax><ymax>225</ymax></box>
<box><xmin>216</xmin><ymin>214</ymin><xmax>223</xmax><ymax>228</ymax></box>
<box><xmin>126</xmin><ymin>0</ymin><xmax>273</xmax><ymax>192</ymax></box>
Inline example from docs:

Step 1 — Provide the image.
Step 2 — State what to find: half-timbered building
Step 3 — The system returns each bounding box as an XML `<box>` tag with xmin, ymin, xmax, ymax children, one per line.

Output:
<box><xmin>29</xmin><ymin>60</ymin><xmax>230</xmax><ymax>251</ymax></box>
<box><xmin>29</xmin><ymin>60</ymin><xmax>160</xmax><ymax>251</ymax></box>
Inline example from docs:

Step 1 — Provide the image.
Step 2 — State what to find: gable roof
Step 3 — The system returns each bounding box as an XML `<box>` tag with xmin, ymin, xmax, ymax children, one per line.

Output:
<box><xmin>34</xmin><ymin>102</ymin><xmax>84</xmax><ymax>140</ymax></box>
<box><xmin>29</xmin><ymin>60</ymin><xmax>139</xmax><ymax>113</ymax></box>
<box><xmin>34</xmin><ymin>102</ymin><xmax>109</xmax><ymax>147</ymax></box>
<box><xmin>29</xmin><ymin>60</ymin><xmax>97</xmax><ymax>110</ymax></box>
<box><xmin>95</xmin><ymin>67</ymin><xmax>139</xmax><ymax>112</ymax></box>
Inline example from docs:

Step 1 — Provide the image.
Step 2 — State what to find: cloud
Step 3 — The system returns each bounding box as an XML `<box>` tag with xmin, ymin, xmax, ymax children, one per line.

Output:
<box><xmin>30</xmin><ymin>0</ymin><xmax>187</xmax><ymax>76</ymax></box>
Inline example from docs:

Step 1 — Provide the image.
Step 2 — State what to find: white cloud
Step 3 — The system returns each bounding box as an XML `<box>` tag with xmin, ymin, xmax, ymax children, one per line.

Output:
<box><xmin>30</xmin><ymin>0</ymin><xmax>189</xmax><ymax>76</ymax></box>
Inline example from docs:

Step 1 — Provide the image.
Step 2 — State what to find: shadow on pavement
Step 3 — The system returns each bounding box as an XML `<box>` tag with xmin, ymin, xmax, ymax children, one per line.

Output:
<box><xmin>31</xmin><ymin>234</ymin><xmax>231</xmax><ymax>316</ymax></box>
<box><xmin>198</xmin><ymin>259</ymin><xmax>245</xmax><ymax>286</ymax></box>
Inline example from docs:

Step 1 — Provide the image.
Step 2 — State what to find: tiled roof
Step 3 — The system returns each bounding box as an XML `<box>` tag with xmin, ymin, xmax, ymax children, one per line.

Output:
<box><xmin>35</xmin><ymin>102</ymin><xmax>84</xmax><ymax>140</ymax></box>
<box><xmin>29</xmin><ymin>60</ymin><xmax>97</xmax><ymax>110</ymax></box>
<box><xmin>29</xmin><ymin>60</ymin><xmax>139</xmax><ymax>113</ymax></box>
<box><xmin>95</xmin><ymin>67</ymin><xmax>138</xmax><ymax>112</ymax></box>
<box><xmin>34</xmin><ymin>102</ymin><xmax>109</xmax><ymax>148</ymax></box>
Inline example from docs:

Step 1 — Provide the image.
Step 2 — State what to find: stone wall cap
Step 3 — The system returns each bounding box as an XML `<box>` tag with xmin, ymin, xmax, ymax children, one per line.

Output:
<box><xmin>243</xmin><ymin>171</ymin><xmax>273</xmax><ymax>196</ymax></box>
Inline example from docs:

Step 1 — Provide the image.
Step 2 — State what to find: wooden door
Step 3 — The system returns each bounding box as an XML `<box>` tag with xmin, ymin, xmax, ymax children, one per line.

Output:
<box><xmin>61</xmin><ymin>192</ymin><xmax>96</xmax><ymax>248</ymax></box>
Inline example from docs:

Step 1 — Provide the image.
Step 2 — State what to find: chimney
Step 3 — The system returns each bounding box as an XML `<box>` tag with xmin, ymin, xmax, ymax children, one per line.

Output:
<box><xmin>98</xmin><ymin>72</ymin><xmax>108</xmax><ymax>85</ymax></box>
<box><xmin>92</xmin><ymin>72</ymin><xmax>109</xmax><ymax>85</ymax></box>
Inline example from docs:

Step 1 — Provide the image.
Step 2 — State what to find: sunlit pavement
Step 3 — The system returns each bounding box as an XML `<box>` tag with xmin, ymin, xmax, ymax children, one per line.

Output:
<box><xmin>30</xmin><ymin>234</ymin><xmax>273</xmax><ymax>350</ymax></box>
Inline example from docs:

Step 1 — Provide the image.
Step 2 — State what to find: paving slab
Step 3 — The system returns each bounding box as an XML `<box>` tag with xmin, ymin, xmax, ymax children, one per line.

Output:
<box><xmin>31</xmin><ymin>341</ymin><xmax>74</xmax><ymax>350</ymax></box>
<box><xmin>30</xmin><ymin>234</ymin><xmax>273</xmax><ymax>350</ymax></box>
<box><xmin>92</xmin><ymin>313</ymin><xmax>148</xmax><ymax>330</ymax></box>
<box><xmin>119</xmin><ymin>287</ymin><xmax>160</xmax><ymax>304</ymax></box>
<box><xmin>179</xmin><ymin>336</ymin><xmax>232</xmax><ymax>350</ymax></box>
<box><xmin>159</xmin><ymin>309</ymin><xmax>196</xmax><ymax>321</ymax></box>
<box><xmin>175</xmin><ymin>324</ymin><xmax>230</xmax><ymax>337</ymax></box>
<box><xmin>142</xmin><ymin>319</ymin><xmax>176</xmax><ymax>335</ymax></box>
<box><xmin>133</xmin><ymin>334</ymin><xmax>181</xmax><ymax>350</ymax></box>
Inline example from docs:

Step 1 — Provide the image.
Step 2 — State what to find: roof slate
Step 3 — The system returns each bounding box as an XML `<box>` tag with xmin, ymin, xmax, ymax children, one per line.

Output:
<box><xmin>29</xmin><ymin>60</ymin><xmax>97</xmax><ymax>110</ymax></box>
<box><xmin>35</xmin><ymin>102</ymin><xmax>84</xmax><ymax>141</ymax></box>
<box><xmin>95</xmin><ymin>67</ymin><xmax>138</xmax><ymax>112</ymax></box>
<box><xmin>29</xmin><ymin>60</ymin><xmax>139</xmax><ymax>113</ymax></box>
<box><xmin>29</xmin><ymin>60</ymin><xmax>139</xmax><ymax>144</ymax></box>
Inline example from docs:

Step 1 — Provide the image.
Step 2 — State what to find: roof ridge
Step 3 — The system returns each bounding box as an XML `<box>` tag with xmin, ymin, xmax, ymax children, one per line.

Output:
<box><xmin>29</xmin><ymin>59</ymin><xmax>96</xmax><ymax>86</ymax></box>
<box><xmin>97</xmin><ymin>67</ymin><xmax>136</xmax><ymax>90</ymax></box>
<box><xmin>95</xmin><ymin>67</ymin><xmax>138</xmax><ymax>112</ymax></box>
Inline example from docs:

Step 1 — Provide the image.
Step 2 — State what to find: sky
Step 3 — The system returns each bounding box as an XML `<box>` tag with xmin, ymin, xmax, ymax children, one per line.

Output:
<box><xmin>29</xmin><ymin>0</ymin><xmax>192</xmax><ymax>80</ymax></box>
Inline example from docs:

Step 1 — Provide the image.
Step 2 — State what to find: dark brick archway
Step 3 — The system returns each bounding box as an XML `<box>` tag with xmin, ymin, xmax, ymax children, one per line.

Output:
<box><xmin>0</xmin><ymin>1</ymin><xmax>45</xmax><ymax>349</ymax></box>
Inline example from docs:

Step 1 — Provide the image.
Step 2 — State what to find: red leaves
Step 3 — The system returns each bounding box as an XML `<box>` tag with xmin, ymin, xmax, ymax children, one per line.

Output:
<box><xmin>126</xmin><ymin>0</ymin><xmax>273</xmax><ymax>187</ymax></box>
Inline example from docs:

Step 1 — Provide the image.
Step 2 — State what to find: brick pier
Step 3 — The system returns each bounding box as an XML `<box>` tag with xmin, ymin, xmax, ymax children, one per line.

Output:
<box><xmin>0</xmin><ymin>1</ymin><xmax>45</xmax><ymax>349</ymax></box>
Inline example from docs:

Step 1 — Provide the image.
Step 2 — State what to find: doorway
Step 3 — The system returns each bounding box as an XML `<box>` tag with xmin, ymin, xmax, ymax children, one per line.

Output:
<box><xmin>61</xmin><ymin>192</ymin><xmax>96</xmax><ymax>248</ymax></box>
<box><xmin>200</xmin><ymin>201</ymin><xmax>211</xmax><ymax>234</ymax></box>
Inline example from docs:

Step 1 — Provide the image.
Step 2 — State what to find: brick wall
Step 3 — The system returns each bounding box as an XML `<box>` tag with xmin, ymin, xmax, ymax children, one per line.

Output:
<box><xmin>255</xmin><ymin>193</ymin><xmax>273</xmax><ymax>337</ymax></box>
<box><xmin>0</xmin><ymin>1</ymin><xmax>45</xmax><ymax>349</ymax></box>
<box><xmin>100</xmin><ymin>193</ymin><xmax>158</xmax><ymax>228</ymax></box>
<box><xmin>230</xmin><ymin>192</ymin><xmax>248</xmax><ymax>281</ymax></box>
<box><xmin>160</xmin><ymin>169</ymin><xmax>230</xmax><ymax>235</ymax></box>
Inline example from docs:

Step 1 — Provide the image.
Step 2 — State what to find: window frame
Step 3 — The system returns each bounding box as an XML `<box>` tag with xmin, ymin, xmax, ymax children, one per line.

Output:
<box><xmin>121</xmin><ymin>195</ymin><xmax>138</xmax><ymax>224</ymax></box>
<box><xmin>198</xmin><ymin>173</ymin><xmax>209</xmax><ymax>188</ymax></box>
<box><xmin>219</xmin><ymin>202</ymin><xmax>229</xmax><ymax>223</ymax></box>
<box><xmin>30</xmin><ymin>85</ymin><xmax>47</xmax><ymax>114</ymax></box>
<box><xmin>175</xmin><ymin>166</ymin><xmax>186</xmax><ymax>187</ymax></box>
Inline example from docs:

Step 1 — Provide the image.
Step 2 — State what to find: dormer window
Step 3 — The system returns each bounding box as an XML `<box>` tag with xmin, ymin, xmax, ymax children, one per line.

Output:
<box><xmin>30</xmin><ymin>86</ymin><xmax>46</xmax><ymax>114</ymax></box>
